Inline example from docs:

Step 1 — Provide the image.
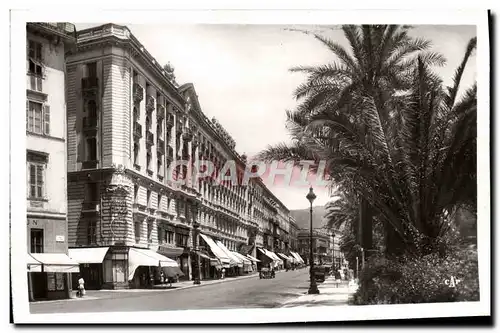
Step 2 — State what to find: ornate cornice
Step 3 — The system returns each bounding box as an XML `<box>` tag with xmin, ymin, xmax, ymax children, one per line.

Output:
<box><xmin>72</xmin><ymin>23</ymin><xmax>184</xmax><ymax>106</ymax></box>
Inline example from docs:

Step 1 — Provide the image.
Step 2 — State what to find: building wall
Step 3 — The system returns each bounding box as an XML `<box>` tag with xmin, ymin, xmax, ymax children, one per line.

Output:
<box><xmin>26</xmin><ymin>28</ymin><xmax>71</xmax><ymax>255</ymax></box>
<box><xmin>27</xmin><ymin>217</ymin><xmax>68</xmax><ymax>253</ymax></box>
<box><xmin>65</xmin><ymin>24</ymin><xmax>298</xmax><ymax>283</ymax></box>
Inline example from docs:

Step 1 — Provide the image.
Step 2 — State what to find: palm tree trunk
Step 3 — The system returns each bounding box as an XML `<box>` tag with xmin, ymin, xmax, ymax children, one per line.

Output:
<box><xmin>358</xmin><ymin>198</ymin><xmax>373</xmax><ymax>258</ymax></box>
<box><xmin>384</xmin><ymin>220</ymin><xmax>405</xmax><ymax>256</ymax></box>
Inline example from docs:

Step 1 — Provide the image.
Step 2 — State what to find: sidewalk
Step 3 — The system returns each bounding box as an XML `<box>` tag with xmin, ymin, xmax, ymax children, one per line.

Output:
<box><xmin>280</xmin><ymin>276</ymin><xmax>359</xmax><ymax>308</ymax></box>
<box><xmin>34</xmin><ymin>272</ymin><xmax>260</xmax><ymax>304</ymax></box>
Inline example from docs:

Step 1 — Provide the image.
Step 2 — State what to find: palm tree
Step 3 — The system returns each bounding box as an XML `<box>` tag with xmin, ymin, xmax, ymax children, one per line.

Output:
<box><xmin>258</xmin><ymin>26</ymin><xmax>477</xmax><ymax>256</ymax></box>
<box><xmin>260</xmin><ymin>25</ymin><xmax>446</xmax><ymax>255</ymax></box>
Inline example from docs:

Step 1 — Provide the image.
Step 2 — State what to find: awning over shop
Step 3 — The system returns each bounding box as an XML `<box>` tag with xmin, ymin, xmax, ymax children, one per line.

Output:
<box><xmin>257</xmin><ymin>248</ymin><xmax>272</xmax><ymax>261</ymax></box>
<box><xmin>232</xmin><ymin>252</ymin><xmax>251</xmax><ymax>264</ymax></box>
<box><xmin>196</xmin><ymin>251</ymin><xmax>221</xmax><ymax>267</ymax></box>
<box><xmin>200</xmin><ymin>234</ymin><xmax>231</xmax><ymax>267</ymax></box>
<box><xmin>232</xmin><ymin>252</ymin><xmax>253</xmax><ymax>272</ymax></box>
<box><xmin>128</xmin><ymin>248</ymin><xmax>178</xmax><ymax>281</ymax></box>
<box><xmin>258</xmin><ymin>248</ymin><xmax>280</xmax><ymax>264</ymax></box>
<box><xmin>246</xmin><ymin>254</ymin><xmax>261</xmax><ymax>262</ymax></box>
<box><xmin>291</xmin><ymin>252</ymin><xmax>304</xmax><ymax>264</ymax></box>
<box><xmin>239</xmin><ymin>244</ymin><xmax>255</xmax><ymax>255</ymax></box>
<box><xmin>266</xmin><ymin>250</ymin><xmax>283</xmax><ymax>264</ymax></box>
<box><xmin>68</xmin><ymin>247</ymin><xmax>110</xmax><ymax>264</ymax></box>
<box><xmin>157</xmin><ymin>245</ymin><xmax>185</xmax><ymax>258</ymax></box>
<box><xmin>277</xmin><ymin>253</ymin><xmax>291</xmax><ymax>261</ymax></box>
<box><xmin>290</xmin><ymin>251</ymin><xmax>300</xmax><ymax>263</ymax></box>
<box><xmin>162</xmin><ymin>266</ymin><xmax>185</xmax><ymax>278</ymax></box>
<box><xmin>27</xmin><ymin>253</ymin><xmax>80</xmax><ymax>273</ymax></box>
<box><xmin>216</xmin><ymin>241</ymin><xmax>243</xmax><ymax>268</ymax></box>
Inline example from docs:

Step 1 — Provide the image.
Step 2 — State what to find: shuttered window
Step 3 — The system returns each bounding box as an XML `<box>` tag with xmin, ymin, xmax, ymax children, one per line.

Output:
<box><xmin>28</xmin><ymin>162</ymin><xmax>45</xmax><ymax>199</ymax></box>
<box><xmin>26</xmin><ymin>101</ymin><xmax>50</xmax><ymax>136</ymax></box>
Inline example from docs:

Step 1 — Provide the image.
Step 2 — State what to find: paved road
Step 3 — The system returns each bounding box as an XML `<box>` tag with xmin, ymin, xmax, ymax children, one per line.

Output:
<box><xmin>30</xmin><ymin>268</ymin><xmax>312</xmax><ymax>313</ymax></box>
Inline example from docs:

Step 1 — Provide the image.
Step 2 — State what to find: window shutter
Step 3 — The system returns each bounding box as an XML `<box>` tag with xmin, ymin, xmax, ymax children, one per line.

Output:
<box><xmin>26</xmin><ymin>100</ymin><xmax>29</xmax><ymax>131</ymax></box>
<box><xmin>37</xmin><ymin>164</ymin><xmax>44</xmax><ymax>198</ymax></box>
<box><xmin>43</xmin><ymin>105</ymin><xmax>50</xmax><ymax>135</ymax></box>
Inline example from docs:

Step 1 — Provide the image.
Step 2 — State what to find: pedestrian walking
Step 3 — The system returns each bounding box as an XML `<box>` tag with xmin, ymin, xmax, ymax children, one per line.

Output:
<box><xmin>221</xmin><ymin>267</ymin><xmax>226</xmax><ymax>279</ymax></box>
<box><xmin>77</xmin><ymin>276</ymin><xmax>85</xmax><ymax>297</ymax></box>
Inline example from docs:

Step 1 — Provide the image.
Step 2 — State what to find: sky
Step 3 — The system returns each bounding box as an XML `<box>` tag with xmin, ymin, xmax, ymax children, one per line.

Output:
<box><xmin>75</xmin><ymin>23</ymin><xmax>477</xmax><ymax>210</ymax></box>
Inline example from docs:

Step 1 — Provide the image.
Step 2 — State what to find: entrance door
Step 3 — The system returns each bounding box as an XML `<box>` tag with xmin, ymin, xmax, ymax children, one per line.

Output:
<box><xmin>82</xmin><ymin>264</ymin><xmax>102</xmax><ymax>289</ymax></box>
<box><xmin>31</xmin><ymin>272</ymin><xmax>47</xmax><ymax>299</ymax></box>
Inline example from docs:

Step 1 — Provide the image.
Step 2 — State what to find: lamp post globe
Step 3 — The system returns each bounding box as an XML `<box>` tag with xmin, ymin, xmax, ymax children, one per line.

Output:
<box><xmin>306</xmin><ymin>186</ymin><xmax>319</xmax><ymax>294</ymax></box>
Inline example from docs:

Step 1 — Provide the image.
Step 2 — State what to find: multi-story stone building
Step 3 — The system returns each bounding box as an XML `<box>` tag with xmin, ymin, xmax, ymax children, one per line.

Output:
<box><xmin>297</xmin><ymin>228</ymin><xmax>335</xmax><ymax>265</ymax></box>
<box><xmin>64</xmin><ymin>23</ymin><xmax>298</xmax><ymax>289</ymax></box>
<box><xmin>26</xmin><ymin>22</ymin><xmax>79</xmax><ymax>301</ymax></box>
<box><xmin>289</xmin><ymin>216</ymin><xmax>299</xmax><ymax>252</ymax></box>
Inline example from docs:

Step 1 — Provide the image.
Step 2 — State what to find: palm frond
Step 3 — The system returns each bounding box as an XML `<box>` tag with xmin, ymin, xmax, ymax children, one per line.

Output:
<box><xmin>445</xmin><ymin>37</ymin><xmax>477</xmax><ymax>108</ymax></box>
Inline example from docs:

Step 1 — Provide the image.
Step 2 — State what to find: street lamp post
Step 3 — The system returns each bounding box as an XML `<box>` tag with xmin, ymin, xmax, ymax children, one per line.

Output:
<box><xmin>306</xmin><ymin>187</ymin><xmax>319</xmax><ymax>294</ymax></box>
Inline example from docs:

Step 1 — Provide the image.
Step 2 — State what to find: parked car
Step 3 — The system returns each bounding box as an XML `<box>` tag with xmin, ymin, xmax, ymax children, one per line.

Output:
<box><xmin>313</xmin><ymin>265</ymin><xmax>330</xmax><ymax>282</ymax></box>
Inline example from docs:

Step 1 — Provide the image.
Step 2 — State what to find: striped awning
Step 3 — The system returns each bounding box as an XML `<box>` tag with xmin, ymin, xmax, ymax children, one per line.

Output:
<box><xmin>27</xmin><ymin>253</ymin><xmax>80</xmax><ymax>273</ymax></box>
<box><xmin>199</xmin><ymin>234</ymin><xmax>231</xmax><ymax>266</ymax></box>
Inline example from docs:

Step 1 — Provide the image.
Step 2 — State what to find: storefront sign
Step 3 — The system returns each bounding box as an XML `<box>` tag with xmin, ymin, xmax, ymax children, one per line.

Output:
<box><xmin>56</xmin><ymin>235</ymin><xmax>65</xmax><ymax>242</ymax></box>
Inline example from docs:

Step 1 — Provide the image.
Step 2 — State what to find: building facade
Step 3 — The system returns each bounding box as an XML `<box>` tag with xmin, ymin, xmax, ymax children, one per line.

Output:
<box><xmin>65</xmin><ymin>24</ymin><xmax>298</xmax><ymax>289</ymax></box>
<box><xmin>297</xmin><ymin>228</ymin><xmax>341</xmax><ymax>266</ymax></box>
<box><xmin>26</xmin><ymin>22</ymin><xmax>78</xmax><ymax>301</ymax></box>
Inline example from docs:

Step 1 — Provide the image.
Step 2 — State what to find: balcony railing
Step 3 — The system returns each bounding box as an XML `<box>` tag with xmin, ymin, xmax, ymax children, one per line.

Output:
<box><xmin>167</xmin><ymin>146</ymin><xmax>174</xmax><ymax>161</ymax></box>
<box><xmin>157</xmin><ymin>104</ymin><xmax>165</xmax><ymax>119</ymax></box>
<box><xmin>166</xmin><ymin>113</ymin><xmax>175</xmax><ymax>128</ymax></box>
<box><xmin>82</xmin><ymin>77</ymin><xmax>99</xmax><ymax>90</ymax></box>
<box><xmin>133</xmin><ymin>82</ymin><xmax>144</xmax><ymax>103</ymax></box>
<box><xmin>146</xmin><ymin>131</ymin><xmax>154</xmax><ymax>147</ymax></box>
<box><xmin>82</xmin><ymin>160</ymin><xmax>99</xmax><ymax>169</ymax></box>
<box><xmin>83</xmin><ymin>116</ymin><xmax>98</xmax><ymax>131</ymax></box>
<box><xmin>146</xmin><ymin>95</ymin><xmax>155</xmax><ymax>113</ymax></box>
<box><xmin>157</xmin><ymin>138</ymin><xmax>165</xmax><ymax>155</ymax></box>
<box><xmin>133</xmin><ymin>122</ymin><xmax>142</xmax><ymax>139</ymax></box>
<box><xmin>182</xmin><ymin>127</ymin><xmax>193</xmax><ymax>142</ymax></box>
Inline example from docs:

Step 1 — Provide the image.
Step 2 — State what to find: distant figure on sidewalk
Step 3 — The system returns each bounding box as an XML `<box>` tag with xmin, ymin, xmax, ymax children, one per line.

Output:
<box><xmin>77</xmin><ymin>276</ymin><xmax>85</xmax><ymax>297</ymax></box>
<box><xmin>221</xmin><ymin>268</ymin><xmax>226</xmax><ymax>279</ymax></box>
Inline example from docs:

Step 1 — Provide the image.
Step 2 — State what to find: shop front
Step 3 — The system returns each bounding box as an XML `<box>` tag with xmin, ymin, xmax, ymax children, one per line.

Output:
<box><xmin>215</xmin><ymin>240</ymin><xmax>243</xmax><ymax>277</ymax></box>
<box><xmin>175</xmin><ymin>226</ymin><xmax>191</xmax><ymax>280</ymax></box>
<box><xmin>199</xmin><ymin>233</ymin><xmax>231</xmax><ymax>278</ymax></box>
<box><xmin>27</xmin><ymin>252</ymin><xmax>80</xmax><ymax>301</ymax></box>
<box><xmin>128</xmin><ymin>247</ymin><xmax>183</xmax><ymax>288</ymax></box>
<box><xmin>195</xmin><ymin>250</ymin><xmax>220</xmax><ymax>280</ymax></box>
<box><xmin>157</xmin><ymin>244</ymin><xmax>185</xmax><ymax>281</ymax></box>
<box><xmin>246</xmin><ymin>254</ymin><xmax>260</xmax><ymax>272</ymax></box>
<box><xmin>68</xmin><ymin>247</ymin><xmax>110</xmax><ymax>290</ymax></box>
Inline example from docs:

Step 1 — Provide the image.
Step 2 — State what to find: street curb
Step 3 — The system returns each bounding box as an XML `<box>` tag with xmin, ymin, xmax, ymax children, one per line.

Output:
<box><xmin>167</xmin><ymin>273</ymin><xmax>260</xmax><ymax>292</ymax></box>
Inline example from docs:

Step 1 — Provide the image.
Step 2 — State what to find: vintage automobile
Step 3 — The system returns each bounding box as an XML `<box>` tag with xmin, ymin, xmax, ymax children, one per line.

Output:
<box><xmin>313</xmin><ymin>265</ymin><xmax>331</xmax><ymax>282</ymax></box>
<box><xmin>259</xmin><ymin>268</ymin><xmax>276</xmax><ymax>279</ymax></box>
